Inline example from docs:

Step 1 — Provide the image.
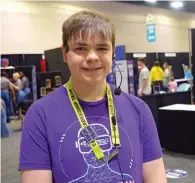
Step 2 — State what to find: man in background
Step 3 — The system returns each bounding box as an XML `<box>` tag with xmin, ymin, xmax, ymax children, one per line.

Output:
<box><xmin>19</xmin><ymin>72</ymin><xmax>31</xmax><ymax>100</ymax></box>
<box><xmin>137</xmin><ymin>58</ymin><xmax>151</xmax><ymax>96</ymax></box>
<box><xmin>0</xmin><ymin>71</ymin><xmax>14</xmax><ymax>122</ymax></box>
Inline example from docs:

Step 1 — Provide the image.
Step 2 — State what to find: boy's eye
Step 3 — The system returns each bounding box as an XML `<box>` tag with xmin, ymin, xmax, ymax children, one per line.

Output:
<box><xmin>75</xmin><ymin>47</ymin><xmax>87</xmax><ymax>52</ymax></box>
<box><xmin>97</xmin><ymin>47</ymin><xmax>108</xmax><ymax>51</ymax></box>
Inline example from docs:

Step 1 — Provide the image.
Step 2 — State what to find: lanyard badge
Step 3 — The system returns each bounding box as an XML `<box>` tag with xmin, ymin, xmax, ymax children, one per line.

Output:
<box><xmin>66</xmin><ymin>78</ymin><xmax>120</xmax><ymax>160</ymax></box>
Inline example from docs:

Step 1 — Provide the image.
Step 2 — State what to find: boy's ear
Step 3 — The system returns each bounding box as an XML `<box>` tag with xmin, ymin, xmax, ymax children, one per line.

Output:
<box><xmin>61</xmin><ymin>45</ymin><xmax>68</xmax><ymax>63</ymax></box>
<box><xmin>112</xmin><ymin>47</ymin><xmax>116</xmax><ymax>60</ymax></box>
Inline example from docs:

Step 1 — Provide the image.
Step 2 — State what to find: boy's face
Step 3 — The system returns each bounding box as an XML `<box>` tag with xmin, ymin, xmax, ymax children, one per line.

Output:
<box><xmin>62</xmin><ymin>35</ymin><xmax>113</xmax><ymax>86</ymax></box>
<box><xmin>137</xmin><ymin>60</ymin><xmax>142</xmax><ymax>67</ymax></box>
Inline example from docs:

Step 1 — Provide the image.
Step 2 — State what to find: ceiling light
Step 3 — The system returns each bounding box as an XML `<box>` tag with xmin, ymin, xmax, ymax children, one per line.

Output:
<box><xmin>145</xmin><ymin>0</ymin><xmax>157</xmax><ymax>3</ymax></box>
<box><xmin>171</xmin><ymin>1</ymin><xmax>183</xmax><ymax>9</ymax></box>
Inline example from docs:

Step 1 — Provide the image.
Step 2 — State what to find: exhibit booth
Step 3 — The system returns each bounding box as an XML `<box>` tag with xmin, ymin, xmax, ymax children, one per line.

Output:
<box><xmin>1</xmin><ymin>28</ymin><xmax>194</xmax><ymax>148</ymax></box>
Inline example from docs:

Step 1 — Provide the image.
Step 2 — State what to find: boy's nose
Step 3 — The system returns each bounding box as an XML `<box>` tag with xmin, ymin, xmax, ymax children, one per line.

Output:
<box><xmin>86</xmin><ymin>50</ymin><xmax>99</xmax><ymax>62</ymax></box>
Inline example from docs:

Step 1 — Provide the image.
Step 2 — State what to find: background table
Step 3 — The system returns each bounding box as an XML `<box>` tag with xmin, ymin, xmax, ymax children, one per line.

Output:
<box><xmin>140</xmin><ymin>91</ymin><xmax>191</xmax><ymax>126</ymax></box>
<box><xmin>158</xmin><ymin>104</ymin><xmax>195</xmax><ymax>155</ymax></box>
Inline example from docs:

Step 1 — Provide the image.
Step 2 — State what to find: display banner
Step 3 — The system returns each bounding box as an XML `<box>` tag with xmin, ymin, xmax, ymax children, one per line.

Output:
<box><xmin>146</xmin><ymin>14</ymin><xmax>156</xmax><ymax>43</ymax></box>
<box><xmin>127</xmin><ymin>60</ymin><xmax>135</xmax><ymax>95</ymax></box>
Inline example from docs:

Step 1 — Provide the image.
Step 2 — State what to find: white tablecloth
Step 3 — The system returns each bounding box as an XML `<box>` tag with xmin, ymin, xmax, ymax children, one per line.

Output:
<box><xmin>175</xmin><ymin>78</ymin><xmax>192</xmax><ymax>83</ymax></box>
<box><xmin>159</xmin><ymin>104</ymin><xmax>195</xmax><ymax>111</ymax></box>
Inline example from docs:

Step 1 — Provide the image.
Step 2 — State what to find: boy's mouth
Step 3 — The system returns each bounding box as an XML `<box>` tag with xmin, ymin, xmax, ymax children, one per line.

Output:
<box><xmin>82</xmin><ymin>67</ymin><xmax>103</xmax><ymax>71</ymax></box>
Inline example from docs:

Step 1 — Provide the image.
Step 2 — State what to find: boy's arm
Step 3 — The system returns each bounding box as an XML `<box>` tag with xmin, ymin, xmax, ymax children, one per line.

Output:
<box><xmin>141</xmin><ymin>101</ymin><xmax>167</xmax><ymax>183</ymax></box>
<box><xmin>143</xmin><ymin>158</ymin><xmax>167</xmax><ymax>183</ymax></box>
<box><xmin>21</xmin><ymin>170</ymin><xmax>52</xmax><ymax>183</ymax></box>
<box><xmin>19</xmin><ymin>105</ymin><xmax>52</xmax><ymax>183</ymax></box>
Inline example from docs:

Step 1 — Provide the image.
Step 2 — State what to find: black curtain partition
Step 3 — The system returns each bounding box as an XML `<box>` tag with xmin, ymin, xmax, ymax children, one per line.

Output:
<box><xmin>126</xmin><ymin>52</ymin><xmax>158</xmax><ymax>81</ymax></box>
<box><xmin>146</xmin><ymin>53</ymin><xmax>158</xmax><ymax>70</ymax></box>
<box><xmin>1</xmin><ymin>54</ymin><xmax>23</xmax><ymax>66</ymax></box>
<box><xmin>126</xmin><ymin>53</ymin><xmax>157</xmax><ymax>96</ymax></box>
<box><xmin>23</xmin><ymin>54</ymin><xmax>42</xmax><ymax>72</ymax></box>
<box><xmin>158</xmin><ymin>53</ymin><xmax>189</xmax><ymax>79</ymax></box>
<box><xmin>191</xmin><ymin>29</ymin><xmax>195</xmax><ymax>102</ymax></box>
<box><xmin>126</xmin><ymin>53</ymin><xmax>134</xmax><ymax>61</ymax></box>
<box><xmin>1</xmin><ymin>54</ymin><xmax>42</xmax><ymax>72</ymax></box>
<box><xmin>126</xmin><ymin>52</ymin><xmax>157</xmax><ymax>69</ymax></box>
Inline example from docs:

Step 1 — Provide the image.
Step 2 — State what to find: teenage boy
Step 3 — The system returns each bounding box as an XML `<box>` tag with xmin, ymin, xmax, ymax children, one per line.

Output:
<box><xmin>137</xmin><ymin>58</ymin><xmax>151</xmax><ymax>96</ymax></box>
<box><xmin>19</xmin><ymin>11</ymin><xmax>167</xmax><ymax>183</ymax></box>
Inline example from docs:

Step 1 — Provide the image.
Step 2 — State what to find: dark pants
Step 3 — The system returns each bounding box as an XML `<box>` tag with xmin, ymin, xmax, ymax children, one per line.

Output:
<box><xmin>16</xmin><ymin>90</ymin><xmax>25</xmax><ymax>108</ymax></box>
<box><xmin>23</xmin><ymin>87</ymin><xmax>31</xmax><ymax>100</ymax></box>
<box><xmin>152</xmin><ymin>81</ymin><xmax>164</xmax><ymax>94</ymax></box>
<box><xmin>1</xmin><ymin>90</ymin><xmax>11</xmax><ymax>121</ymax></box>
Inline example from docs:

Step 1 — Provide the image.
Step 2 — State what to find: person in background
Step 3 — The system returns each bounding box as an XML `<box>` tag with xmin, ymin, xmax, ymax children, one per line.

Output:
<box><xmin>150</xmin><ymin>61</ymin><xmax>164</xmax><ymax>86</ymax></box>
<box><xmin>12</xmin><ymin>72</ymin><xmax>25</xmax><ymax>108</ymax></box>
<box><xmin>19</xmin><ymin>71</ymin><xmax>31</xmax><ymax>100</ymax></box>
<box><xmin>162</xmin><ymin>62</ymin><xmax>171</xmax><ymax>89</ymax></box>
<box><xmin>168</xmin><ymin>76</ymin><xmax>178</xmax><ymax>92</ymax></box>
<box><xmin>150</xmin><ymin>61</ymin><xmax>164</xmax><ymax>93</ymax></box>
<box><xmin>0</xmin><ymin>71</ymin><xmax>14</xmax><ymax>122</ymax></box>
<box><xmin>168</xmin><ymin>65</ymin><xmax>173</xmax><ymax>77</ymax></box>
<box><xmin>184</xmin><ymin>65</ymin><xmax>193</xmax><ymax>80</ymax></box>
<box><xmin>1</xmin><ymin>98</ymin><xmax>11</xmax><ymax>138</ymax></box>
<box><xmin>137</xmin><ymin>57</ymin><xmax>151</xmax><ymax>96</ymax></box>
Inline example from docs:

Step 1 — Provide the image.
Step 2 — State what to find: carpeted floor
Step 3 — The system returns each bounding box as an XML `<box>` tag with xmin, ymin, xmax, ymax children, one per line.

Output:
<box><xmin>1</xmin><ymin>120</ymin><xmax>195</xmax><ymax>183</ymax></box>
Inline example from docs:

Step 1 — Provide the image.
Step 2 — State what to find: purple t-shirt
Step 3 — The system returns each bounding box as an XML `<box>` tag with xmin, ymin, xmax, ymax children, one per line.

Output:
<box><xmin>19</xmin><ymin>85</ymin><xmax>162</xmax><ymax>183</ymax></box>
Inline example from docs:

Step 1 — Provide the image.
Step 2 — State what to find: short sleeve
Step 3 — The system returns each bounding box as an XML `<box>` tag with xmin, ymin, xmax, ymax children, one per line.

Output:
<box><xmin>19</xmin><ymin>105</ymin><xmax>51</xmax><ymax>171</ymax></box>
<box><xmin>141</xmin><ymin>101</ymin><xmax>163</xmax><ymax>163</ymax></box>
<box><xmin>15</xmin><ymin>80</ymin><xmax>23</xmax><ymax>90</ymax></box>
<box><xmin>142</xmin><ymin>70</ymin><xmax>149</xmax><ymax>80</ymax></box>
<box><xmin>6</xmin><ymin>78</ymin><xmax>11</xmax><ymax>88</ymax></box>
<box><xmin>22</xmin><ymin>77</ymin><xmax>28</xmax><ymax>87</ymax></box>
<box><xmin>164</xmin><ymin>69</ymin><xmax>169</xmax><ymax>76</ymax></box>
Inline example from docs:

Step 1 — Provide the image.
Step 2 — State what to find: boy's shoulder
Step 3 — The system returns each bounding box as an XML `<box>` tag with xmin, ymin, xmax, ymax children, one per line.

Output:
<box><xmin>115</xmin><ymin>90</ymin><xmax>145</xmax><ymax>114</ymax></box>
<box><xmin>30</xmin><ymin>85</ymin><xmax>145</xmax><ymax>117</ymax></box>
<box><xmin>121</xmin><ymin>91</ymin><xmax>144</xmax><ymax>105</ymax></box>
<box><xmin>110</xmin><ymin>84</ymin><xmax>144</xmax><ymax>109</ymax></box>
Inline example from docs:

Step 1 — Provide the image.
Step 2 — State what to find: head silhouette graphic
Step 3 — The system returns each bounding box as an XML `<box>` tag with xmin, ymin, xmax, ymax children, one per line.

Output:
<box><xmin>76</xmin><ymin>123</ymin><xmax>112</xmax><ymax>168</ymax></box>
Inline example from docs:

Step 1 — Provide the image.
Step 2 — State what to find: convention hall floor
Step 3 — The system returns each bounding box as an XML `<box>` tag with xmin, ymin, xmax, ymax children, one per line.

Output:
<box><xmin>1</xmin><ymin>120</ymin><xmax>195</xmax><ymax>183</ymax></box>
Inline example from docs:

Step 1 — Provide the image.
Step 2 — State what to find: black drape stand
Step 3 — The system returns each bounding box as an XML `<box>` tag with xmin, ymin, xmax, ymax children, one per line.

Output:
<box><xmin>190</xmin><ymin>28</ymin><xmax>195</xmax><ymax>103</ymax></box>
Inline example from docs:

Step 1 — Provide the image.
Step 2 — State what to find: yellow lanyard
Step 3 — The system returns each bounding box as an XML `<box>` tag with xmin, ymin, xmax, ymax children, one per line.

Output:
<box><xmin>66</xmin><ymin>78</ymin><xmax>120</xmax><ymax>160</ymax></box>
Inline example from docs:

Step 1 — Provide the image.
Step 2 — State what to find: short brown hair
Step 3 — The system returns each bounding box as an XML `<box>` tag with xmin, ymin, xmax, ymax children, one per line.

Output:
<box><xmin>138</xmin><ymin>57</ymin><xmax>146</xmax><ymax>64</ymax></box>
<box><xmin>154</xmin><ymin>61</ymin><xmax>160</xmax><ymax>66</ymax></box>
<box><xmin>1</xmin><ymin>71</ymin><xmax>8</xmax><ymax>78</ymax></box>
<box><xmin>62</xmin><ymin>11</ymin><xmax>115</xmax><ymax>47</ymax></box>
<box><xmin>170</xmin><ymin>76</ymin><xmax>175</xmax><ymax>81</ymax></box>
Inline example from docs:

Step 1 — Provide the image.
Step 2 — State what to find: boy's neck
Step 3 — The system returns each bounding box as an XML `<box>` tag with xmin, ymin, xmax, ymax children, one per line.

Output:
<box><xmin>70</xmin><ymin>78</ymin><xmax>107</xmax><ymax>102</ymax></box>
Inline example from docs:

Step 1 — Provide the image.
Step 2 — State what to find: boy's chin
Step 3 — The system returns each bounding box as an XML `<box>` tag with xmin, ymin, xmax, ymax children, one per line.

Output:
<box><xmin>82</xmin><ymin>76</ymin><xmax>106</xmax><ymax>86</ymax></box>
